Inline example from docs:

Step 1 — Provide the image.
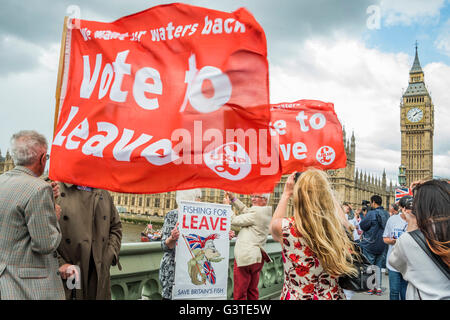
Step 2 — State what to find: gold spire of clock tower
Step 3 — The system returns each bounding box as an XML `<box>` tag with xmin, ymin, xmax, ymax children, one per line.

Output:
<box><xmin>400</xmin><ymin>43</ymin><xmax>434</xmax><ymax>186</ymax></box>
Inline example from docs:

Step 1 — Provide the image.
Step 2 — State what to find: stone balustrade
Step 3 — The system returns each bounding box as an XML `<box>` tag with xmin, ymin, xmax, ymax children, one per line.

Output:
<box><xmin>110</xmin><ymin>237</ymin><xmax>283</xmax><ymax>300</ymax></box>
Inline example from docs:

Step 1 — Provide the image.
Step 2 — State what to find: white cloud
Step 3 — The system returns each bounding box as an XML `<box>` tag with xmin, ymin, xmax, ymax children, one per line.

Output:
<box><xmin>435</xmin><ymin>18</ymin><xmax>450</xmax><ymax>57</ymax></box>
<box><xmin>0</xmin><ymin>35</ymin><xmax>42</xmax><ymax>74</ymax></box>
<box><xmin>0</xmin><ymin>49</ymin><xmax>57</xmax><ymax>154</ymax></box>
<box><xmin>270</xmin><ymin>34</ymin><xmax>450</xmax><ymax>180</ymax></box>
<box><xmin>423</xmin><ymin>62</ymin><xmax>450</xmax><ymax>178</ymax></box>
<box><xmin>380</xmin><ymin>0</ymin><xmax>445</xmax><ymax>26</ymax></box>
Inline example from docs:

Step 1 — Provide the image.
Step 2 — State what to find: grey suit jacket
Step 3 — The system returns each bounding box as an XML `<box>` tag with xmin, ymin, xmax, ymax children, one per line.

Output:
<box><xmin>0</xmin><ymin>166</ymin><xmax>65</xmax><ymax>300</ymax></box>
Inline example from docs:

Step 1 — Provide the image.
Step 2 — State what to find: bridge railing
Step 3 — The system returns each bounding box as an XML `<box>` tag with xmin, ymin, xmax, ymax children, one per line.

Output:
<box><xmin>110</xmin><ymin>237</ymin><xmax>283</xmax><ymax>300</ymax></box>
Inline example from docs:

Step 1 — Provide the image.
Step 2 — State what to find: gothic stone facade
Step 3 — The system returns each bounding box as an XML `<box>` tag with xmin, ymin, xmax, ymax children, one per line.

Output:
<box><xmin>0</xmin><ymin>150</ymin><xmax>14</xmax><ymax>175</ymax></box>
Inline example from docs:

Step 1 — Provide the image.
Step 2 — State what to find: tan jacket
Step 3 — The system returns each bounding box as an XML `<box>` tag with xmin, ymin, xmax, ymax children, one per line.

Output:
<box><xmin>231</xmin><ymin>199</ymin><xmax>273</xmax><ymax>267</ymax></box>
<box><xmin>56</xmin><ymin>183</ymin><xmax>122</xmax><ymax>300</ymax></box>
<box><xmin>0</xmin><ymin>167</ymin><xmax>65</xmax><ymax>300</ymax></box>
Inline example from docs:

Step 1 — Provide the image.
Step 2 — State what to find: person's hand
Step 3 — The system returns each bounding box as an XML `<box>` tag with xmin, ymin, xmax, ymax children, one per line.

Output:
<box><xmin>55</xmin><ymin>204</ymin><xmax>61</xmax><ymax>220</ymax></box>
<box><xmin>283</xmin><ymin>173</ymin><xmax>296</xmax><ymax>198</ymax></box>
<box><xmin>51</xmin><ymin>181</ymin><xmax>60</xmax><ymax>199</ymax></box>
<box><xmin>169</xmin><ymin>222</ymin><xmax>180</xmax><ymax>242</ymax></box>
<box><xmin>228</xmin><ymin>230</ymin><xmax>235</xmax><ymax>240</ymax></box>
<box><xmin>225</xmin><ymin>192</ymin><xmax>235</xmax><ymax>202</ymax></box>
<box><xmin>410</xmin><ymin>179</ymin><xmax>426</xmax><ymax>192</ymax></box>
<box><xmin>59</xmin><ymin>264</ymin><xmax>79</xmax><ymax>280</ymax></box>
<box><xmin>223</xmin><ymin>194</ymin><xmax>231</xmax><ymax>205</ymax></box>
<box><xmin>387</xmin><ymin>232</ymin><xmax>397</xmax><ymax>244</ymax></box>
<box><xmin>383</xmin><ymin>237</ymin><xmax>396</xmax><ymax>245</ymax></box>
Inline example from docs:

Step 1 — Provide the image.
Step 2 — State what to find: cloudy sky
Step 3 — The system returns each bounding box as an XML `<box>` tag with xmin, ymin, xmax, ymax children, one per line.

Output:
<box><xmin>1</xmin><ymin>0</ymin><xmax>449</xmax><ymax>184</ymax></box>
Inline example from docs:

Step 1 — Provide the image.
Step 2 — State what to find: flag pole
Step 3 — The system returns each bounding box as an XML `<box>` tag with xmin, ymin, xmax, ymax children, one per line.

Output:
<box><xmin>53</xmin><ymin>16</ymin><xmax>68</xmax><ymax>136</ymax></box>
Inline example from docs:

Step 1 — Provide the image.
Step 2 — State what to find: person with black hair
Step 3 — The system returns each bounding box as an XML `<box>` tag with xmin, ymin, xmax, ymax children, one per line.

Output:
<box><xmin>388</xmin><ymin>203</ymin><xmax>399</xmax><ymax>216</ymax></box>
<box><xmin>398</xmin><ymin>195</ymin><xmax>413</xmax><ymax>214</ymax></box>
<box><xmin>389</xmin><ymin>180</ymin><xmax>450</xmax><ymax>299</ymax></box>
<box><xmin>360</xmin><ymin>206</ymin><xmax>369</xmax><ymax>218</ymax></box>
<box><xmin>359</xmin><ymin>195</ymin><xmax>390</xmax><ymax>295</ymax></box>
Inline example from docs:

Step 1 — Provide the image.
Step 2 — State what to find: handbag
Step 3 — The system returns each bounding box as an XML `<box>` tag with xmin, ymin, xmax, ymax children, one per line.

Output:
<box><xmin>338</xmin><ymin>246</ymin><xmax>374</xmax><ymax>292</ymax></box>
<box><xmin>409</xmin><ymin>229</ymin><xmax>450</xmax><ymax>281</ymax></box>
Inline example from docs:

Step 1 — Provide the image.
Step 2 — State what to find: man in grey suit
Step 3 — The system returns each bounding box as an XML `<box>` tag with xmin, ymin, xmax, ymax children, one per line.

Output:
<box><xmin>0</xmin><ymin>130</ymin><xmax>65</xmax><ymax>299</ymax></box>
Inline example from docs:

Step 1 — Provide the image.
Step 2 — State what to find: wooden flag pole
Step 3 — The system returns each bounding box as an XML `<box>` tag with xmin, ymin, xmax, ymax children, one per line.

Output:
<box><xmin>53</xmin><ymin>16</ymin><xmax>68</xmax><ymax>136</ymax></box>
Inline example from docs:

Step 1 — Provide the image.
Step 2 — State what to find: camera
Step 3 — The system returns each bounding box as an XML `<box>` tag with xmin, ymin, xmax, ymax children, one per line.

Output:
<box><xmin>294</xmin><ymin>172</ymin><xmax>302</xmax><ymax>183</ymax></box>
<box><xmin>361</xmin><ymin>200</ymin><xmax>372</xmax><ymax>212</ymax></box>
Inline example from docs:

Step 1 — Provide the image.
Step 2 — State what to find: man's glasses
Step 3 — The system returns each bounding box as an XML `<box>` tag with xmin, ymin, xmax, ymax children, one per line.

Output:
<box><xmin>251</xmin><ymin>195</ymin><xmax>265</xmax><ymax>199</ymax></box>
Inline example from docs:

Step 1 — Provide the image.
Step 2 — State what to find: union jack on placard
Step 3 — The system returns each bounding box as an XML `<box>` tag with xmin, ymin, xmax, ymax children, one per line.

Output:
<box><xmin>203</xmin><ymin>261</ymin><xmax>216</xmax><ymax>284</ymax></box>
<box><xmin>395</xmin><ymin>188</ymin><xmax>412</xmax><ymax>201</ymax></box>
<box><xmin>185</xmin><ymin>234</ymin><xmax>219</xmax><ymax>251</ymax></box>
<box><xmin>185</xmin><ymin>234</ymin><xmax>207</xmax><ymax>251</ymax></box>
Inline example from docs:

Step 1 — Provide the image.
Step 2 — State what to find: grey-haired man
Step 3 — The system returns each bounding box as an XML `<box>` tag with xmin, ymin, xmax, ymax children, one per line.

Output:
<box><xmin>0</xmin><ymin>130</ymin><xmax>65</xmax><ymax>299</ymax></box>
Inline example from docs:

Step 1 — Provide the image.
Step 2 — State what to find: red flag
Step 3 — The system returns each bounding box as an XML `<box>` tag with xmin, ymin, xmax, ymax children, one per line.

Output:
<box><xmin>50</xmin><ymin>3</ymin><xmax>280</xmax><ymax>194</ymax></box>
<box><xmin>270</xmin><ymin>100</ymin><xmax>347</xmax><ymax>174</ymax></box>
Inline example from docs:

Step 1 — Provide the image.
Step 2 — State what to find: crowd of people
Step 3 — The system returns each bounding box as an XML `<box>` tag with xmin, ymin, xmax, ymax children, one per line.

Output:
<box><xmin>1</xmin><ymin>130</ymin><xmax>449</xmax><ymax>300</ymax></box>
<box><xmin>160</xmin><ymin>168</ymin><xmax>449</xmax><ymax>300</ymax></box>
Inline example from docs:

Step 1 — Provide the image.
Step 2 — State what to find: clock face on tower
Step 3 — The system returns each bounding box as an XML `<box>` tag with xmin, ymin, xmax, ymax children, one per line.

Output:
<box><xmin>407</xmin><ymin>107</ymin><xmax>423</xmax><ymax>122</ymax></box>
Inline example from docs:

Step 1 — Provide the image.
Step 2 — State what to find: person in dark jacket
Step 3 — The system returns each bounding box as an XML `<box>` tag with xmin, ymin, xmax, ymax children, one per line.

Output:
<box><xmin>359</xmin><ymin>195</ymin><xmax>390</xmax><ymax>296</ymax></box>
<box><xmin>54</xmin><ymin>182</ymin><xmax>122</xmax><ymax>300</ymax></box>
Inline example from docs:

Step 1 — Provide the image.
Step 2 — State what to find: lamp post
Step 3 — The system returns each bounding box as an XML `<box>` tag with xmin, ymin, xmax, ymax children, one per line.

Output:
<box><xmin>398</xmin><ymin>165</ymin><xmax>406</xmax><ymax>187</ymax></box>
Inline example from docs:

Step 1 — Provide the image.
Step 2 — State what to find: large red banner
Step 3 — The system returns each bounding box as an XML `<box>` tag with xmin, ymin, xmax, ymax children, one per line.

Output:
<box><xmin>49</xmin><ymin>3</ymin><xmax>280</xmax><ymax>194</ymax></box>
<box><xmin>270</xmin><ymin>100</ymin><xmax>347</xmax><ymax>174</ymax></box>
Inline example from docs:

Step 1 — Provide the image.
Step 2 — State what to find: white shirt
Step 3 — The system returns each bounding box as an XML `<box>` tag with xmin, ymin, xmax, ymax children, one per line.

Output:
<box><xmin>383</xmin><ymin>214</ymin><xmax>407</xmax><ymax>271</ymax></box>
<box><xmin>389</xmin><ymin>232</ymin><xmax>450</xmax><ymax>300</ymax></box>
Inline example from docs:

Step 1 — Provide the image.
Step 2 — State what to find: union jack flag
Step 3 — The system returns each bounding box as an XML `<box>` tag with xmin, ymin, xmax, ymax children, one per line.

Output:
<box><xmin>203</xmin><ymin>261</ymin><xmax>216</xmax><ymax>284</ymax></box>
<box><xmin>395</xmin><ymin>187</ymin><xmax>413</xmax><ymax>201</ymax></box>
<box><xmin>185</xmin><ymin>234</ymin><xmax>219</xmax><ymax>251</ymax></box>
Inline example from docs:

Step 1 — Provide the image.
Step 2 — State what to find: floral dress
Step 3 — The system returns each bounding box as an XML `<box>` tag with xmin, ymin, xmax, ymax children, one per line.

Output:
<box><xmin>159</xmin><ymin>209</ymin><xmax>178</xmax><ymax>299</ymax></box>
<box><xmin>280</xmin><ymin>217</ymin><xmax>345</xmax><ymax>300</ymax></box>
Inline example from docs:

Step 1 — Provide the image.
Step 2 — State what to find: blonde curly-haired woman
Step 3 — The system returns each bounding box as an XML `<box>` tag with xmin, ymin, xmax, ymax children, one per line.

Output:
<box><xmin>270</xmin><ymin>169</ymin><xmax>357</xmax><ymax>300</ymax></box>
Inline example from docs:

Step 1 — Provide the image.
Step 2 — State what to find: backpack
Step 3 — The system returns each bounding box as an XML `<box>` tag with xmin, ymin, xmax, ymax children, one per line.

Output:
<box><xmin>338</xmin><ymin>255</ymin><xmax>374</xmax><ymax>292</ymax></box>
<box><xmin>338</xmin><ymin>233</ymin><xmax>375</xmax><ymax>292</ymax></box>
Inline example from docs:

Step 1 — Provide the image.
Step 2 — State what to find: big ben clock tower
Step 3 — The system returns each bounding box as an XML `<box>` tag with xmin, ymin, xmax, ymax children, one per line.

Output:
<box><xmin>400</xmin><ymin>44</ymin><xmax>434</xmax><ymax>186</ymax></box>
